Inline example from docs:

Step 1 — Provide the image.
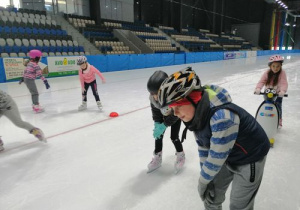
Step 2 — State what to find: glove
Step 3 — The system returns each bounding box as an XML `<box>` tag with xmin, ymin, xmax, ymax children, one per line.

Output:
<box><xmin>153</xmin><ymin>122</ymin><xmax>167</xmax><ymax>139</ymax></box>
<box><xmin>43</xmin><ymin>80</ymin><xmax>50</xmax><ymax>89</ymax></box>
<box><xmin>278</xmin><ymin>91</ymin><xmax>285</xmax><ymax>97</ymax></box>
<box><xmin>198</xmin><ymin>179</ymin><xmax>215</xmax><ymax>202</ymax></box>
<box><xmin>19</xmin><ymin>77</ymin><xmax>24</xmax><ymax>85</ymax></box>
<box><xmin>254</xmin><ymin>88</ymin><xmax>261</xmax><ymax>95</ymax></box>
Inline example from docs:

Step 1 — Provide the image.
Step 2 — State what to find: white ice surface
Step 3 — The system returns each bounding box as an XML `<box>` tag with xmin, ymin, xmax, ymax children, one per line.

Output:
<box><xmin>0</xmin><ymin>54</ymin><xmax>300</xmax><ymax>210</ymax></box>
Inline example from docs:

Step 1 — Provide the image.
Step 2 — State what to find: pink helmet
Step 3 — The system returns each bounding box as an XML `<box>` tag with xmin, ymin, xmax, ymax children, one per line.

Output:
<box><xmin>29</xmin><ymin>49</ymin><xmax>42</xmax><ymax>59</ymax></box>
<box><xmin>268</xmin><ymin>55</ymin><xmax>284</xmax><ymax>66</ymax></box>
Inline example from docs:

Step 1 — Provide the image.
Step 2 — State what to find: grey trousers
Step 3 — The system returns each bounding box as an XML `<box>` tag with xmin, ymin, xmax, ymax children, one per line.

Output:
<box><xmin>24</xmin><ymin>78</ymin><xmax>39</xmax><ymax>105</ymax></box>
<box><xmin>0</xmin><ymin>94</ymin><xmax>35</xmax><ymax>132</ymax></box>
<box><xmin>204</xmin><ymin>156</ymin><xmax>267</xmax><ymax>210</ymax></box>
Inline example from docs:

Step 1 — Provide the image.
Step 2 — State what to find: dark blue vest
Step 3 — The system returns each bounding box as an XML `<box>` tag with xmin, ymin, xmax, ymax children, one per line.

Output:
<box><xmin>194</xmin><ymin>103</ymin><xmax>270</xmax><ymax>165</ymax></box>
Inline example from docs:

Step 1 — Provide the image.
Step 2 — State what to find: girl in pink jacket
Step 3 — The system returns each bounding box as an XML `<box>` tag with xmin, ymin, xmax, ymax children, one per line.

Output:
<box><xmin>255</xmin><ymin>55</ymin><xmax>288</xmax><ymax>126</ymax></box>
<box><xmin>77</xmin><ymin>56</ymin><xmax>106</xmax><ymax>111</ymax></box>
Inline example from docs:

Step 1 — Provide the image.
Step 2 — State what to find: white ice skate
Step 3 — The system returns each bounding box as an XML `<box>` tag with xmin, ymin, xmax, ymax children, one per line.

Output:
<box><xmin>147</xmin><ymin>151</ymin><xmax>162</xmax><ymax>173</ymax></box>
<box><xmin>96</xmin><ymin>101</ymin><xmax>103</xmax><ymax>110</ymax></box>
<box><xmin>0</xmin><ymin>137</ymin><xmax>4</xmax><ymax>152</ymax></box>
<box><xmin>174</xmin><ymin>151</ymin><xmax>185</xmax><ymax>174</ymax></box>
<box><xmin>32</xmin><ymin>104</ymin><xmax>45</xmax><ymax>113</ymax></box>
<box><xmin>31</xmin><ymin>128</ymin><xmax>47</xmax><ymax>143</ymax></box>
<box><xmin>78</xmin><ymin>101</ymin><xmax>87</xmax><ymax>111</ymax></box>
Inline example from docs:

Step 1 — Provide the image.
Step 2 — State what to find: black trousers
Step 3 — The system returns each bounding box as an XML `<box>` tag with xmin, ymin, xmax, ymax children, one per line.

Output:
<box><xmin>82</xmin><ymin>80</ymin><xmax>100</xmax><ymax>102</ymax></box>
<box><xmin>154</xmin><ymin>119</ymin><xmax>183</xmax><ymax>154</ymax></box>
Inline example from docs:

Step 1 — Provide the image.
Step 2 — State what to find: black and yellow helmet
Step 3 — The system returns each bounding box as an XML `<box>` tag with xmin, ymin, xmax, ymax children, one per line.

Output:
<box><xmin>158</xmin><ymin>67</ymin><xmax>201</xmax><ymax>107</ymax></box>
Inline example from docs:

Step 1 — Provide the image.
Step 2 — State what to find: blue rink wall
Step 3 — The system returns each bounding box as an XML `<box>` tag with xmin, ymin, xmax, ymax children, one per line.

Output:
<box><xmin>1</xmin><ymin>50</ymin><xmax>300</xmax><ymax>83</ymax></box>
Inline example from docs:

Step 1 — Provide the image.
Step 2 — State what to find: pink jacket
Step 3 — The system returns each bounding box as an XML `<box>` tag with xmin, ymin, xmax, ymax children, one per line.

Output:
<box><xmin>256</xmin><ymin>69</ymin><xmax>288</xmax><ymax>93</ymax></box>
<box><xmin>78</xmin><ymin>64</ymin><xmax>105</xmax><ymax>89</ymax></box>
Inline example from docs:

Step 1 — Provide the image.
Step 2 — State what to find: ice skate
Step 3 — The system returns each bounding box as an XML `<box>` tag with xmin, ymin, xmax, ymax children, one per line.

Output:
<box><xmin>32</xmin><ymin>104</ymin><xmax>45</xmax><ymax>113</ymax></box>
<box><xmin>78</xmin><ymin>101</ymin><xmax>87</xmax><ymax>111</ymax></box>
<box><xmin>174</xmin><ymin>151</ymin><xmax>185</xmax><ymax>174</ymax></box>
<box><xmin>278</xmin><ymin>119</ymin><xmax>282</xmax><ymax>128</ymax></box>
<box><xmin>96</xmin><ymin>101</ymin><xmax>103</xmax><ymax>110</ymax></box>
<box><xmin>0</xmin><ymin>137</ymin><xmax>4</xmax><ymax>152</ymax></box>
<box><xmin>147</xmin><ymin>151</ymin><xmax>162</xmax><ymax>173</ymax></box>
<box><xmin>30</xmin><ymin>128</ymin><xmax>47</xmax><ymax>143</ymax></box>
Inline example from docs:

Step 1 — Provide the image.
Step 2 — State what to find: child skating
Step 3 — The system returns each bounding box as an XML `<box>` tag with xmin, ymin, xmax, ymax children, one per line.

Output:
<box><xmin>20</xmin><ymin>49</ymin><xmax>50</xmax><ymax>113</ymax></box>
<box><xmin>77</xmin><ymin>56</ymin><xmax>106</xmax><ymax>111</ymax></box>
<box><xmin>255</xmin><ymin>55</ymin><xmax>288</xmax><ymax>127</ymax></box>
<box><xmin>147</xmin><ymin>70</ymin><xmax>185</xmax><ymax>173</ymax></box>
<box><xmin>0</xmin><ymin>90</ymin><xmax>46</xmax><ymax>151</ymax></box>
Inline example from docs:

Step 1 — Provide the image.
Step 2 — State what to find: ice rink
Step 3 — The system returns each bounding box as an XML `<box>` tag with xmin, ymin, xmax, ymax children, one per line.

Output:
<box><xmin>0</xmin><ymin>54</ymin><xmax>300</xmax><ymax>210</ymax></box>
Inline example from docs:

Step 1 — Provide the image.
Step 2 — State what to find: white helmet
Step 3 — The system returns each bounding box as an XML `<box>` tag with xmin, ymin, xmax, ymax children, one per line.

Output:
<box><xmin>157</xmin><ymin>67</ymin><xmax>201</xmax><ymax>107</ymax></box>
<box><xmin>77</xmin><ymin>56</ymin><xmax>87</xmax><ymax>65</ymax></box>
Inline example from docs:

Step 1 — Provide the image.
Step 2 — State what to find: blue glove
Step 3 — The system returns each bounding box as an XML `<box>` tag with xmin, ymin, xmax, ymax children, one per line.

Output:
<box><xmin>44</xmin><ymin>80</ymin><xmax>50</xmax><ymax>89</ymax></box>
<box><xmin>153</xmin><ymin>122</ymin><xmax>167</xmax><ymax>139</ymax></box>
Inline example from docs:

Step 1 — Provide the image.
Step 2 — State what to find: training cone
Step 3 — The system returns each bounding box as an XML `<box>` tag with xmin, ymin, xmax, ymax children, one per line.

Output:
<box><xmin>109</xmin><ymin>112</ymin><xmax>119</xmax><ymax>117</ymax></box>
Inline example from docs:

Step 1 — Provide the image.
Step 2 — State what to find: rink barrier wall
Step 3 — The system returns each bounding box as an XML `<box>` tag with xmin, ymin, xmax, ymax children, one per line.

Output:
<box><xmin>1</xmin><ymin>50</ymin><xmax>300</xmax><ymax>83</ymax></box>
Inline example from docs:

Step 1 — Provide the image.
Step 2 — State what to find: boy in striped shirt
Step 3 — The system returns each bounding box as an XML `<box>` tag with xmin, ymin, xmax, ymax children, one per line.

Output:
<box><xmin>158</xmin><ymin>67</ymin><xmax>269</xmax><ymax>210</ymax></box>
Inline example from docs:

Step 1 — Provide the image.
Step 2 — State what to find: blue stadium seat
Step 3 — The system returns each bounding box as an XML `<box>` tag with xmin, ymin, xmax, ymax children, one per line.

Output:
<box><xmin>50</xmin><ymin>29</ymin><xmax>56</xmax><ymax>35</ymax></box>
<box><xmin>78</xmin><ymin>46</ymin><xmax>84</xmax><ymax>52</ymax></box>
<box><xmin>56</xmin><ymin>46</ymin><xmax>62</xmax><ymax>52</ymax></box>
<box><xmin>38</xmin><ymin>28</ymin><xmax>45</xmax><ymax>35</ymax></box>
<box><xmin>17</xmin><ymin>27</ymin><xmax>25</xmax><ymax>34</ymax></box>
<box><xmin>4</xmin><ymin>26</ymin><xmax>11</xmax><ymax>33</ymax></box>
<box><xmin>42</xmin><ymin>46</ymin><xmax>49</xmax><ymax>52</ymax></box>
<box><xmin>13</xmin><ymin>45</ymin><xmax>21</xmax><ymax>53</ymax></box>
<box><xmin>5</xmin><ymin>46</ymin><xmax>13</xmax><ymax>53</ymax></box>
<box><xmin>44</xmin><ymin>29</ymin><xmax>50</xmax><ymax>35</ymax></box>
<box><xmin>25</xmin><ymin>27</ymin><xmax>32</xmax><ymax>34</ymax></box>
<box><xmin>49</xmin><ymin>46</ymin><xmax>56</xmax><ymax>52</ymax></box>
<box><xmin>68</xmin><ymin>46</ymin><xmax>74</xmax><ymax>52</ymax></box>
<box><xmin>11</xmin><ymin>26</ymin><xmax>18</xmax><ymax>33</ymax></box>
<box><xmin>20</xmin><ymin>46</ymin><xmax>28</xmax><ymax>53</ymax></box>
<box><xmin>32</xmin><ymin>28</ymin><xmax>38</xmax><ymax>35</ymax></box>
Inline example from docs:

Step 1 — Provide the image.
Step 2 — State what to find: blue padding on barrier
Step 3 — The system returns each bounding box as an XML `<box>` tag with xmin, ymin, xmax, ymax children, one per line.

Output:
<box><xmin>186</xmin><ymin>53</ymin><xmax>195</xmax><ymax>63</ymax></box>
<box><xmin>194</xmin><ymin>52</ymin><xmax>204</xmax><ymax>63</ymax></box>
<box><xmin>2</xmin><ymin>50</ymin><xmax>300</xmax><ymax>83</ymax></box>
<box><xmin>174</xmin><ymin>53</ymin><xmax>185</xmax><ymax>65</ymax></box>
<box><xmin>129</xmin><ymin>54</ymin><xmax>146</xmax><ymax>69</ymax></box>
<box><xmin>41</xmin><ymin>57</ymin><xmax>48</xmax><ymax>65</ymax></box>
<box><xmin>107</xmin><ymin>54</ymin><xmax>130</xmax><ymax>72</ymax></box>
<box><xmin>87</xmin><ymin>55</ymin><xmax>108</xmax><ymax>72</ymax></box>
<box><xmin>210</xmin><ymin>52</ymin><xmax>224</xmax><ymax>61</ymax></box>
<box><xmin>146</xmin><ymin>54</ymin><xmax>161</xmax><ymax>68</ymax></box>
<box><xmin>161</xmin><ymin>53</ymin><xmax>174</xmax><ymax>66</ymax></box>
<box><xmin>0</xmin><ymin>59</ymin><xmax>5</xmax><ymax>83</ymax></box>
<box><xmin>202</xmin><ymin>52</ymin><xmax>211</xmax><ymax>62</ymax></box>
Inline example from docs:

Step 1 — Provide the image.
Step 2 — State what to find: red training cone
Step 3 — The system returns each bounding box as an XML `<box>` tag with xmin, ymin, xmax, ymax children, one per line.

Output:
<box><xmin>109</xmin><ymin>112</ymin><xmax>119</xmax><ymax>117</ymax></box>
